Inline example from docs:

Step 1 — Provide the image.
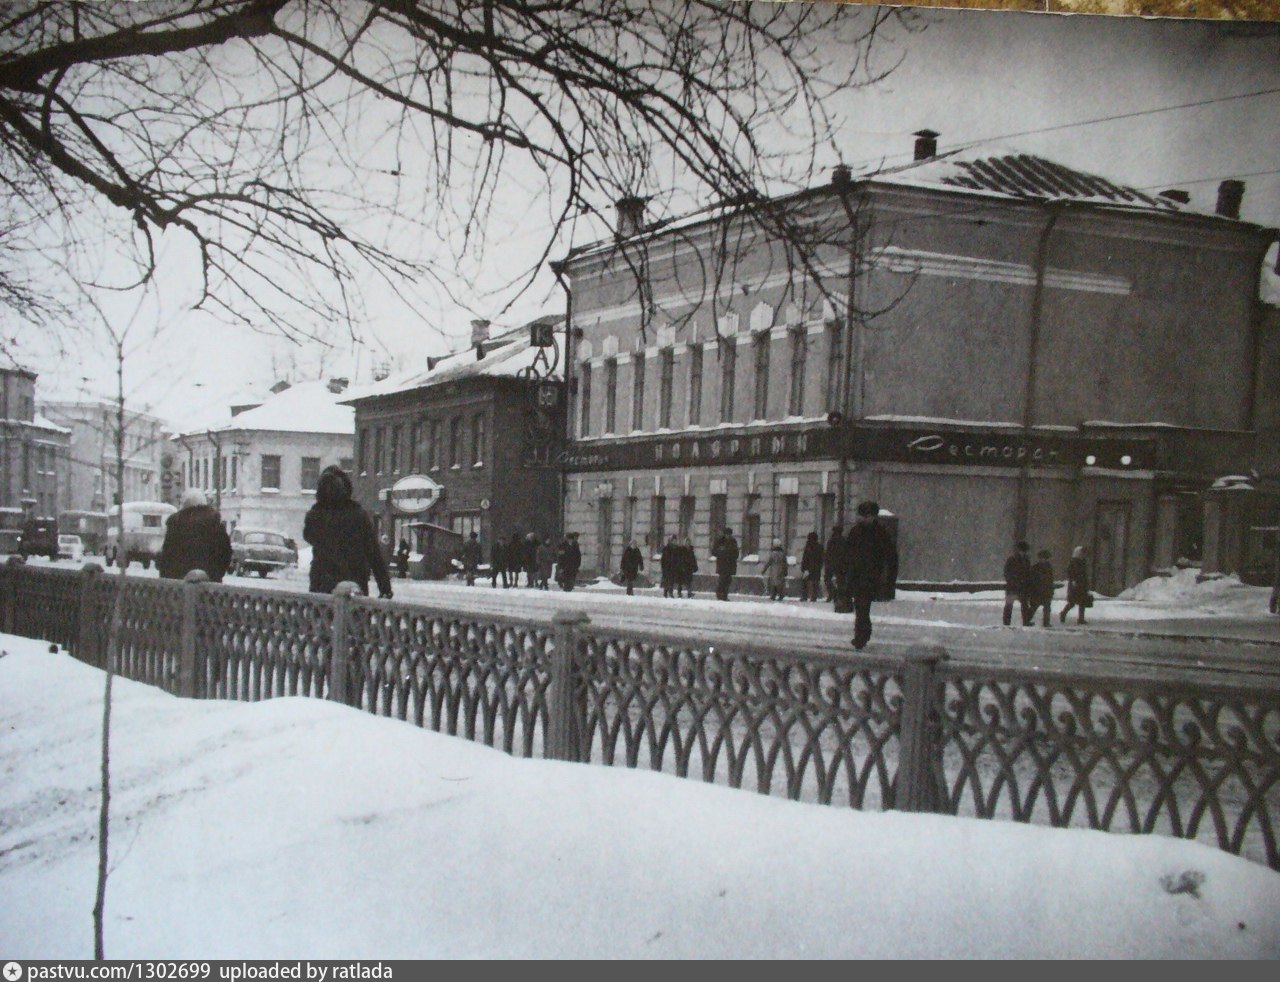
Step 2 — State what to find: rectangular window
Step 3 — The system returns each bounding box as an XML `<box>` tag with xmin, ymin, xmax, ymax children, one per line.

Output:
<box><xmin>753</xmin><ymin>332</ymin><xmax>770</xmax><ymax>420</ymax></box>
<box><xmin>301</xmin><ymin>456</ymin><xmax>320</xmax><ymax>492</ymax></box>
<box><xmin>659</xmin><ymin>348</ymin><xmax>674</xmax><ymax>429</ymax></box>
<box><xmin>709</xmin><ymin>493</ymin><xmax>727</xmax><ymax>542</ymax></box>
<box><xmin>261</xmin><ymin>455</ymin><xmax>281</xmax><ymax>491</ymax></box>
<box><xmin>408</xmin><ymin>421</ymin><xmax>420</xmax><ymax>472</ymax></box>
<box><xmin>688</xmin><ymin>345</ymin><xmax>703</xmax><ymax>426</ymax></box>
<box><xmin>622</xmin><ymin>496</ymin><xmax>636</xmax><ymax>546</ymax></box>
<box><xmin>230</xmin><ymin>456</ymin><xmax>238</xmax><ymax>491</ymax></box>
<box><xmin>390</xmin><ymin>425</ymin><xmax>401</xmax><ymax>473</ymax></box>
<box><xmin>605</xmin><ymin>358</ymin><xmax>618</xmax><ymax>433</ymax></box>
<box><xmin>429</xmin><ymin>419</ymin><xmax>442</xmax><ymax>470</ymax></box>
<box><xmin>632</xmin><ymin>354</ymin><xmax>646</xmax><ymax>432</ymax></box>
<box><xmin>649</xmin><ymin>495</ymin><xmax>666</xmax><ymax>553</ymax></box>
<box><xmin>779</xmin><ymin>495</ymin><xmax>798</xmax><ymax>553</ymax></box>
<box><xmin>450</xmin><ymin>416</ymin><xmax>462</xmax><ymax>468</ymax></box>
<box><xmin>788</xmin><ymin>327</ymin><xmax>807</xmax><ymax>417</ymax></box>
<box><xmin>580</xmin><ymin>362</ymin><xmax>592</xmax><ymax>437</ymax></box>
<box><xmin>678</xmin><ymin>495</ymin><xmax>696</xmax><ymax>540</ymax></box>
<box><xmin>358</xmin><ymin>428</ymin><xmax>368</xmax><ymax>474</ymax></box>
<box><xmin>374</xmin><ymin>427</ymin><xmax>385</xmax><ymax>474</ymax></box>
<box><xmin>743</xmin><ymin>494</ymin><xmax>761</xmax><ymax>557</ymax></box>
<box><xmin>719</xmin><ymin>341</ymin><xmax>736</xmax><ymax>423</ymax></box>
<box><xmin>473</xmin><ymin>413</ymin><xmax>485</xmax><ymax>466</ymax></box>
<box><xmin>817</xmin><ymin>493</ymin><xmax>835</xmax><ymax>539</ymax></box>
<box><xmin>826</xmin><ymin>323</ymin><xmax>844</xmax><ymax>414</ymax></box>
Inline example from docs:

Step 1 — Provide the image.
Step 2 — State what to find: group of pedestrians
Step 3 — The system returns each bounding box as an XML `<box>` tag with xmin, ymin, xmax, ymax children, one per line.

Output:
<box><xmin>1002</xmin><ymin>541</ymin><xmax>1091</xmax><ymax>627</ymax></box>
<box><xmin>617</xmin><ymin>536</ymin><xmax>699</xmax><ymax>597</ymax></box>
<box><xmin>456</xmin><ymin>528</ymin><xmax>582</xmax><ymax>592</ymax></box>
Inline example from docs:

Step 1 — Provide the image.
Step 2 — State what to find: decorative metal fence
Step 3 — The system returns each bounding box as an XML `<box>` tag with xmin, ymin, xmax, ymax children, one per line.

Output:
<box><xmin>2</xmin><ymin>559</ymin><xmax>1277</xmax><ymax>870</ymax></box>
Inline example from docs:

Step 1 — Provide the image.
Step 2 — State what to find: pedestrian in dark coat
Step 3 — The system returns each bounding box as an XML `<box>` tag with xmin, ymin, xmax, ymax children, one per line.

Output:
<box><xmin>536</xmin><ymin>539</ymin><xmax>555</xmax><ymax>590</ymax></box>
<box><xmin>461</xmin><ymin>532</ymin><xmax>482</xmax><ymax>586</ymax></box>
<box><xmin>712</xmin><ymin>527</ymin><xmax>739</xmax><ymax>601</ymax></box>
<box><xmin>523</xmin><ymin>533</ymin><xmax>540</xmax><ymax>587</ymax></box>
<box><xmin>490</xmin><ymin>538</ymin><xmax>507</xmax><ymax>588</ymax></box>
<box><xmin>158</xmin><ymin>488</ymin><xmax>232</xmax><ymax>582</ymax></box>
<box><xmin>844</xmin><ymin>501</ymin><xmax>898</xmax><ymax>650</ymax></box>
<box><xmin>823</xmin><ymin>525</ymin><xmax>844</xmax><ymax>602</ymax></box>
<box><xmin>507</xmin><ymin>531</ymin><xmax>525</xmax><ymax>588</ymax></box>
<box><xmin>556</xmin><ymin>532</ymin><xmax>582</xmax><ymax>591</ymax></box>
<box><xmin>1059</xmin><ymin>546</ymin><xmax>1090</xmax><ymax>625</ymax></box>
<box><xmin>800</xmin><ymin>531</ymin><xmax>823</xmax><ymax>602</ymax></box>
<box><xmin>303</xmin><ymin>466</ymin><xmax>392</xmax><ymax>598</ymax></box>
<box><xmin>620</xmin><ymin>539</ymin><xmax>644</xmax><ymax>596</ymax></box>
<box><xmin>1028</xmin><ymin>549</ymin><xmax>1055</xmax><ymax>627</ymax></box>
<box><xmin>395</xmin><ymin>537</ymin><xmax>411</xmax><ymax>579</ymax></box>
<box><xmin>660</xmin><ymin>535</ymin><xmax>680</xmax><ymax>598</ymax></box>
<box><xmin>1003</xmin><ymin>541</ymin><xmax>1033</xmax><ymax>627</ymax></box>
<box><xmin>675</xmin><ymin>536</ymin><xmax>698</xmax><ymax>598</ymax></box>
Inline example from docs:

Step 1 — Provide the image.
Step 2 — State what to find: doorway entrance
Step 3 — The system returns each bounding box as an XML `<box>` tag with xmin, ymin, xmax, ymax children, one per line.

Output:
<box><xmin>1092</xmin><ymin>500</ymin><xmax>1131</xmax><ymax>596</ymax></box>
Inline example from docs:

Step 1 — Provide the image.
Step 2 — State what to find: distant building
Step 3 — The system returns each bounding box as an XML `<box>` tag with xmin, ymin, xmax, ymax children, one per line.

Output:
<box><xmin>38</xmin><ymin>400</ymin><xmax>168</xmax><ymax>513</ymax></box>
<box><xmin>173</xmin><ymin>380</ymin><xmax>355</xmax><ymax>543</ymax></box>
<box><xmin>0</xmin><ymin>368</ymin><xmax>70</xmax><ymax>534</ymax></box>
<box><xmin>556</xmin><ymin>135</ymin><xmax>1279</xmax><ymax>592</ymax></box>
<box><xmin>343</xmin><ymin>318</ymin><xmax>566</xmax><ymax>562</ymax></box>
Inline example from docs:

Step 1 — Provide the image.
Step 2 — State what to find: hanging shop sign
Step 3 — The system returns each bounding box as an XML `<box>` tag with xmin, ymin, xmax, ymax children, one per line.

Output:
<box><xmin>388</xmin><ymin>474</ymin><xmax>443</xmax><ymax>514</ymax></box>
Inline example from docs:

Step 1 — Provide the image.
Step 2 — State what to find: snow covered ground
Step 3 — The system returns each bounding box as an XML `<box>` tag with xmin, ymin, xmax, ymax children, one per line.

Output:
<box><xmin>1</xmin><ymin>635</ymin><xmax>1277</xmax><ymax>959</ymax></box>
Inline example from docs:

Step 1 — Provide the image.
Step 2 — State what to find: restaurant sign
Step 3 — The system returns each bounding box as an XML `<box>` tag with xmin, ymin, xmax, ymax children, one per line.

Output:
<box><xmin>388</xmin><ymin>474</ymin><xmax>443</xmax><ymax>513</ymax></box>
<box><xmin>560</xmin><ymin>423</ymin><xmax>1154</xmax><ymax>473</ymax></box>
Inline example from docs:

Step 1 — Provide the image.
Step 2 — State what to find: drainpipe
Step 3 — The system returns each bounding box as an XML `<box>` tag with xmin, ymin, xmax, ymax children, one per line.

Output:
<box><xmin>1017</xmin><ymin>201</ymin><xmax>1064</xmax><ymax>542</ymax></box>
<box><xmin>835</xmin><ymin>185</ymin><xmax>866</xmax><ymax>529</ymax></box>
<box><xmin>551</xmin><ymin>259</ymin><xmax>574</xmax><ymax>546</ymax></box>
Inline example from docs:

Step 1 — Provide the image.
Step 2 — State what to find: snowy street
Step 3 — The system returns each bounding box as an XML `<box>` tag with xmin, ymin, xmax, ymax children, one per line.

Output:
<box><xmin>1</xmin><ymin>636</ymin><xmax>1277</xmax><ymax>959</ymax></box>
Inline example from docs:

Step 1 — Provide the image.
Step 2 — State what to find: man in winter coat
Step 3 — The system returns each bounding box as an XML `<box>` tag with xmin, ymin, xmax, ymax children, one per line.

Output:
<box><xmin>461</xmin><ymin>532</ymin><xmax>482</xmax><ymax>586</ymax></box>
<box><xmin>659</xmin><ymin>535</ymin><xmax>680</xmax><ymax>598</ymax></box>
<box><xmin>556</xmin><ymin>532</ymin><xmax>582</xmax><ymax>591</ymax></box>
<box><xmin>536</xmin><ymin>537</ymin><xmax>555</xmax><ymax>590</ymax></box>
<box><xmin>303</xmin><ymin>465</ymin><xmax>392</xmax><ymax>599</ymax></box>
<box><xmin>800</xmin><ymin>531</ymin><xmax>823</xmax><ymax>602</ymax></box>
<box><xmin>158</xmin><ymin>488</ymin><xmax>232</xmax><ymax>582</ymax></box>
<box><xmin>675</xmin><ymin>536</ymin><xmax>698</xmax><ymax>598</ymax></box>
<box><xmin>844</xmin><ymin>501</ymin><xmax>898</xmax><ymax>650</ymax></box>
<box><xmin>1059</xmin><ymin>545</ymin><xmax>1091</xmax><ymax>625</ymax></box>
<box><xmin>712</xmin><ymin>527</ymin><xmax>739</xmax><ymax>601</ymax></box>
<box><xmin>1028</xmin><ymin>549</ymin><xmax>1055</xmax><ymax>627</ymax></box>
<box><xmin>523</xmin><ymin>533</ymin><xmax>540</xmax><ymax>587</ymax></box>
<box><xmin>620</xmin><ymin>539</ymin><xmax>644</xmax><ymax>596</ymax></box>
<box><xmin>507</xmin><ymin>531</ymin><xmax>526</xmax><ymax>588</ymax></box>
<box><xmin>1003</xmin><ymin>541</ymin><xmax>1033</xmax><ymax>627</ymax></box>
<box><xmin>823</xmin><ymin>525</ymin><xmax>845</xmax><ymax>605</ymax></box>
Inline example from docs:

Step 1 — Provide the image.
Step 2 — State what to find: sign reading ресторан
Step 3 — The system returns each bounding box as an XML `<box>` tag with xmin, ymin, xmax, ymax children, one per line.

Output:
<box><xmin>559</xmin><ymin>423</ymin><xmax>1155</xmax><ymax>472</ymax></box>
<box><xmin>388</xmin><ymin>474</ymin><xmax>442</xmax><ymax>513</ymax></box>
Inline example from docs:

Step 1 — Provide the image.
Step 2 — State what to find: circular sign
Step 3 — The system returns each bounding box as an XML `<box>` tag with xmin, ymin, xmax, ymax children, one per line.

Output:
<box><xmin>390</xmin><ymin>475</ymin><xmax>442</xmax><ymax>514</ymax></box>
<box><xmin>480</xmin><ymin>498</ymin><xmax>490</xmax><ymax>510</ymax></box>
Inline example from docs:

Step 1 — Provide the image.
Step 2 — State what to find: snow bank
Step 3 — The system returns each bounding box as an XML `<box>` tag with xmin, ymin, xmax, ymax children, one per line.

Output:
<box><xmin>1119</xmin><ymin>568</ymin><xmax>1253</xmax><ymax>607</ymax></box>
<box><xmin>1</xmin><ymin>636</ymin><xmax>1277</xmax><ymax>959</ymax></box>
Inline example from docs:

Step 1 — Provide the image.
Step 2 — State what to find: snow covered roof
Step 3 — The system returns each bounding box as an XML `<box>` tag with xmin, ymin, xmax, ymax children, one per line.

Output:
<box><xmin>185</xmin><ymin>380</ymin><xmax>353</xmax><ymax>437</ymax></box>
<box><xmin>28</xmin><ymin>414</ymin><xmax>70</xmax><ymax>435</ymax></box>
<box><xmin>873</xmin><ymin>146</ymin><xmax>1180</xmax><ymax>212</ymax></box>
<box><xmin>344</xmin><ymin>317</ymin><xmax>564</xmax><ymax>403</ymax></box>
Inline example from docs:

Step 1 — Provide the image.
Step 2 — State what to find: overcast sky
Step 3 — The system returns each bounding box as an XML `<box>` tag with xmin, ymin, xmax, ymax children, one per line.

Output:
<box><xmin>21</xmin><ymin>5</ymin><xmax>1280</xmax><ymax>432</ymax></box>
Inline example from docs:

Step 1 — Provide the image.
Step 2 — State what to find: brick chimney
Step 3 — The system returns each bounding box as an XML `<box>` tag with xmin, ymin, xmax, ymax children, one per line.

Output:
<box><xmin>1216</xmin><ymin>180</ymin><xmax>1244</xmax><ymax>219</ymax></box>
<box><xmin>326</xmin><ymin>377</ymin><xmax>348</xmax><ymax>394</ymax></box>
<box><xmin>913</xmin><ymin>129</ymin><xmax>939</xmax><ymax>162</ymax></box>
<box><xmin>270</xmin><ymin>380</ymin><xmax>291</xmax><ymax>394</ymax></box>
<box><xmin>615</xmin><ymin>196</ymin><xmax>648</xmax><ymax>239</ymax></box>
<box><xmin>471</xmin><ymin>319</ymin><xmax>490</xmax><ymax>360</ymax></box>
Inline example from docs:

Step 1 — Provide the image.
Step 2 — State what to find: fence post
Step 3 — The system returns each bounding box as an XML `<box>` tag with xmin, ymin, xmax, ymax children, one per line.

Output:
<box><xmin>895</xmin><ymin>642</ymin><xmax>949</xmax><ymax>813</ymax></box>
<box><xmin>177</xmin><ymin>570</ymin><xmax>209</xmax><ymax>698</ymax></box>
<box><xmin>548</xmin><ymin>610</ymin><xmax>590</xmax><ymax>763</ymax></box>
<box><xmin>77</xmin><ymin>563</ymin><xmax>103</xmax><ymax>667</ymax></box>
<box><xmin>3</xmin><ymin>555</ymin><xmax>25</xmax><ymax>634</ymax></box>
<box><xmin>330</xmin><ymin>582</ymin><xmax>360</xmax><ymax>706</ymax></box>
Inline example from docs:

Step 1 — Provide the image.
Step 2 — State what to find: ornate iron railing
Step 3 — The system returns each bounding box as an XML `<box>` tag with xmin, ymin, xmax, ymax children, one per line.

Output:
<box><xmin>2</xmin><ymin>559</ymin><xmax>1276</xmax><ymax>870</ymax></box>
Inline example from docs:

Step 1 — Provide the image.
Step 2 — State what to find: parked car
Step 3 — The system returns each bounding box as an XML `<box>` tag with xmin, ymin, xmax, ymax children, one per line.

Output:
<box><xmin>18</xmin><ymin>518</ymin><xmax>58</xmax><ymax>561</ymax></box>
<box><xmin>231</xmin><ymin>529</ymin><xmax>298</xmax><ymax>577</ymax></box>
<box><xmin>105</xmin><ymin>501</ymin><xmax>177</xmax><ymax>569</ymax></box>
<box><xmin>57</xmin><ymin>534</ymin><xmax>85</xmax><ymax>563</ymax></box>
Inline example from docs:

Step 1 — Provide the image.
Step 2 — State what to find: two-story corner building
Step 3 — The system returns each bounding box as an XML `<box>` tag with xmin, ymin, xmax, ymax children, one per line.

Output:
<box><xmin>343</xmin><ymin>319</ymin><xmax>566</xmax><ymax>564</ymax></box>
<box><xmin>38</xmin><ymin>401</ymin><xmax>168</xmax><ymax>515</ymax></box>
<box><xmin>1</xmin><ymin>367</ymin><xmax>71</xmax><ymax>533</ymax></box>
<box><xmin>556</xmin><ymin>134</ymin><xmax>1279</xmax><ymax>593</ymax></box>
<box><xmin>173</xmin><ymin>380</ymin><xmax>355</xmax><ymax>544</ymax></box>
